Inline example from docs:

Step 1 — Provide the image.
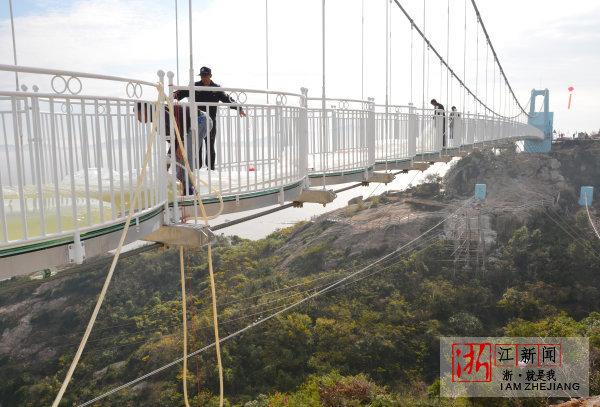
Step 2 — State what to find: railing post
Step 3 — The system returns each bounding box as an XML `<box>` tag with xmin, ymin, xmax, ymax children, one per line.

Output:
<box><xmin>331</xmin><ymin>106</ymin><xmax>338</xmax><ymax>152</ymax></box>
<box><xmin>159</xmin><ymin>70</ymin><xmax>177</xmax><ymax>224</ymax></box>
<box><xmin>69</xmin><ymin>231</ymin><xmax>85</xmax><ymax>264</ymax></box>
<box><xmin>299</xmin><ymin>88</ymin><xmax>309</xmax><ymax>187</ymax></box>
<box><xmin>367</xmin><ymin>97</ymin><xmax>375</xmax><ymax>170</ymax></box>
<box><xmin>456</xmin><ymin>113</ymin><xmax>464</xmax><ymax>147</ymax></box>
<box><xmin>482</xmin><ymin>112</ymin><xmax>487</xmax><ymax>148</ymax></box>
<box><xmin>408</xmin><ymin>103</ymin><xmax>417</xmax><ymax>158</ymax></box>
<box><xmin>31</xmin><ymin>85</ymin><xmax>47</xmax><ymax>235</ymax></box>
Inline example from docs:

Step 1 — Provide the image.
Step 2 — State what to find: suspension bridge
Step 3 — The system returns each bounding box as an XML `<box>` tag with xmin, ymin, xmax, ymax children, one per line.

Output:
<box><xmin>0</xmin><ymin>0</ymin><xmax>547</xmax><ymax>278</ymax></box>
<box><xmin>0</xmin><ymin>0</ymin><xmax>557</xmax><ymax>405</ymax></box>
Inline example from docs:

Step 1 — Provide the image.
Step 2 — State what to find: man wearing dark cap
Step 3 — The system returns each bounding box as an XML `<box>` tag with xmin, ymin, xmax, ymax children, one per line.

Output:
<box><xmin>174</xmin><ymin>66</ymin><xmax>246</xmax><ymax>170</ymax></box>
<box><xmin>430</xmin><ymin>98</ymin><xmax>447</xmax><ymax>148</ymax></box>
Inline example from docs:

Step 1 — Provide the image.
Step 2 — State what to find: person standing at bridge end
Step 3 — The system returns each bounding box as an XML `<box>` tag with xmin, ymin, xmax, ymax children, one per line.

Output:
<box><xmin>431</xmin><ymin>99</ymin><xmax>447</xmax><ymax>148</ymax></box>
<box><xmin>174</xmin><ymin>66</ymin><xmax>246</xmax><ymax>170</ymax></box>
<box><xmin>449</xmin><ymin>106</ymin><xmax>460</xmax><ymax>142</ymax></box>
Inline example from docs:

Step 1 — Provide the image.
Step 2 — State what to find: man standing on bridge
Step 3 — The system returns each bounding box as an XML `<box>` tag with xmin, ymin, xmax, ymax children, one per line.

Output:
<box><xmin>430</xmin><ymin>99</ymin><xmax>447</xmax><ymax>148</ymax></box>
<box><xmin>449</xmin><ymin>106</ymin><xmax>460</xmax><ymax>142</ymax></box>
<box><xmin>174</xmin><ymin>66</ymin><xmax>246</xmax><ymax>170</ymax></box>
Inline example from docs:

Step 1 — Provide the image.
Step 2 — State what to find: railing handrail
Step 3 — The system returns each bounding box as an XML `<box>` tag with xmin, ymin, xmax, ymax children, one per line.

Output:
<box><xmin>170</xmin><ymin>85</ymin><xmax>303</xmax><ymax>99</ymax></box>
<box><xmin>306</xmin><ymin>96</ymin><xmax>371</xmax><ymax>104</ymax></box>
<box><xmin>0</xmin><ymin>90</ymin><xmax>155</xmax><ymax>104</ymax></box>
<box><xmin>0</xmin><ymin>64</ymin><xmax>156</xmax><ymax>87</ymax></box>
<box><xmin>373</xmin><ymin>104</ymin><xmax>412</xmax><ymax>109</ymax></box>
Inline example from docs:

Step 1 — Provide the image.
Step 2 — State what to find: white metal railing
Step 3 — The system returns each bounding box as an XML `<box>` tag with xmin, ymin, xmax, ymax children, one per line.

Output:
<box><xmin>374</xmin><ymin>104</ymin><xmax>414</xmax><ymax>164</ymax></box>
<box><xmin>0</xmin><ymin>64</ymin><xmax>544</xmax><ymax>252</ymax></box>
<box><xmin>414</xmin><ymin>107</ymin><xmax>444</xmax><ymax>154</ymax></box>
<box><xmin>167</xmin><ymin>79</ymin><xmax>307</xmax><ymax>211</ymax></box>
<box><xmin>0</xmin><ymin>65</ymin><xmax>162</xmax><ymax>245</ymax></box>
<box><xmin>306</xmin><ymin>97</ymin><xmax>374</xmax><ymax>176</ymax></box>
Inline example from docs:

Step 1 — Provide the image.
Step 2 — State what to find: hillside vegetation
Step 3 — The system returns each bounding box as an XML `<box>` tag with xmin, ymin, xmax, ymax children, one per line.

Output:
<box><xmin>2</xmin><ymin>141</ymin><xmax>600</xmax><ymax>406</ymax></box>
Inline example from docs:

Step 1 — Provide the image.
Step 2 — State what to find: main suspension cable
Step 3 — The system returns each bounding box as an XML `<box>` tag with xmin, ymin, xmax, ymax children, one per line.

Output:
<box><xmin>392</xmin><ymin>0</ymin><xmax>514</xmax><ymax>119</ymax></box>
<box><xmin>468</xmin><ymin>0</ymin><xmax>530</xmax><ymax>117</ymax></box>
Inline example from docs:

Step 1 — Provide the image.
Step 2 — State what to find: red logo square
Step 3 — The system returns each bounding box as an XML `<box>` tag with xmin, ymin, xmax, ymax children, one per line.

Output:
<box><xmin>452</xmin><ymin>342</ymin><xmax>493</xmax><ymax>382</ymax></box>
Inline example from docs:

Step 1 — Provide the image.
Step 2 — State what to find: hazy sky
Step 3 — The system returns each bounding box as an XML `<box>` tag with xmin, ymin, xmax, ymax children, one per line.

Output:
<box><xmin>0</xmin><ymin>0</ymin><xmax>598</xmax><ymax>132</ymax></box>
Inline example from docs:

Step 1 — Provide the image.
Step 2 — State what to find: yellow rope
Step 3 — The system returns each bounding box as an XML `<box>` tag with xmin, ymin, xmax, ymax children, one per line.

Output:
<box><xmin>160</xmin><ymin>88</ymin><xmax>225</xmax><ymax>406</ymax></box>
<box><xmin>51</xmin><ymin>90</ymin><xmax>162</xmax><ymax>407</ymax></box>
<box><xmin>207</xmin><ymin>243</ymin><xmax>224</xmax><ymax>404</ymax></box>
<box><xmin>160</xmin><ymin>87</ymin><xmax>224</xmax><ymax>222</ymax></box>
<box><xmin>179</xmin><ymin>247</ymin><xmax>191</xmax><ymax>407</ymax></box>
<box><xmin>53</xmin><ymin>85</ymin><xmax>226</xmax><ymax>407</ymax></box>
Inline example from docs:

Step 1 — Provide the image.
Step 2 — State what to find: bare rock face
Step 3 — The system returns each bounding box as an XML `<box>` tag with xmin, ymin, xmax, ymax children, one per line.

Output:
<box><xmin>301</xmin><ymin>195</ymin><xmax>442</xmax><ymax>259</ymax></box>
<box><xmin>280</xmin><ymin>140</ymin><xmax>600</xmax><ymax>271</ymax></box>
<box><xmin>281</xmin><ymin>141</ymin><xmax>600</xmax><ymax>270</ymax></box>
<box><xmin>445</xmin><ymin>141</ymin><xmax>600</xmax><ymax>213</ymax></box>
<box><xmin>551</xmin><ymin>396</ymin><xmax>600</xmax><ymax>406</ymax></box>
<box><xmin>0</xmin><ymin>296</ymin><xmax>67</xmax><ymax>360</ymax></box>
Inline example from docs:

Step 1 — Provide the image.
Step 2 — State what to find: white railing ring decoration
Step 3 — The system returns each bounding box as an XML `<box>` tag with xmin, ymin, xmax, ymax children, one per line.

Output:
<box><xmin>51</xmin><ymin>75</ymin><xmax>83</xmax><ymax>95</ymax></box>
<box><xmin>226</xmin><ymin>91</ymin><xmax>236</xmax><ymax>103</ymax></box>
<box><xmin>50</xmin><ymin>75</ymin><xmax>67</xmax><ymax>94</ymax></box>
<box><xmin>224</xmin><ymin>91</ymin><xmax>247</xmax><ymax>105</ymax></box>
<box><xmin>60</xmin><ymin>102</ymin><xmax>74</xmax><ymax>113</ymax></box>
<box><xmin>340</xmin><ymin>100</ymin><xmax>350</xmax><ymax>110</ymax></box>
<box><xmin>368</xmin><ymin>98</ymin><xmax>376</xmax><ymax>112</ymax></box>
<box><xmin>225</xmin><ymin>91</ymin><xmax>248</xmax><ymax>105</ymax></box>
<box><xmin>126</xmin><ymin>81</ymin><xmax>143</xmax><ymax>99</ymax></box>
<box><xmin>275</xmin><ymin>93</ymin><xmax>288</xmax><ymax>106</ymax></box>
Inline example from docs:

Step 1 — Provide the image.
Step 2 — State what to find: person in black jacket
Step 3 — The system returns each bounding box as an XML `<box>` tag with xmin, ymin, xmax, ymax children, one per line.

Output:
<box><xmin>173</xmin><ymin>66</ymin><xmax>246</xmax><ymax>170</ymax></box>
<box><xmin>135</xmin><ymin>101</ymin><xmax>212</xmax><ymax>195</ymax></box>
<box><xmin>430</xmin><ymin>99</ymin><xmax>447</xmax><ymax>147</ymax></box>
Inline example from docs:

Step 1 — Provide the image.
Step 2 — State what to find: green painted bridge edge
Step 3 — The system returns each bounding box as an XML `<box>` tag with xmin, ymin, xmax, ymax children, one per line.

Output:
<box><xmin>374</xmin><ymin>159</ymin><xmax>412</xmax><ymax>165</ymax></box>
<box><xmin>0</xmin><ymin>180</ymin><xmax>305</xmax><ymax>258</ymax></box>
<box><xmin>174</xmin><ymin>180</ymin><xmax>304</xmax><ymax>207</ymax></box>
<box><xmin>308</xmin><ymin>166</ymin><xmax>373</xmax><ymax>179</ymax></box>
<box><xmin>0</xmin><ymin>206</ymin><xmax>165</xmax><ymax>258</ymax></box>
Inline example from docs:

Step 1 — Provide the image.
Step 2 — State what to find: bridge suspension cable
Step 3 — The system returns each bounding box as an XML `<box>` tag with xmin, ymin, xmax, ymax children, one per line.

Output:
<box><xmin>462</xmin><ymin>0</ymin><xmax>467</xmax><ymax>113</ymax></box>
<box><xmin>392</xmin><ymin>0</ymin><xmax>523</xmax><ymax>120</ymax></box>
<box><xmin>469</xmin><ymin>0</ymin><xmax>531</xmax><ymax>117</ymax></box>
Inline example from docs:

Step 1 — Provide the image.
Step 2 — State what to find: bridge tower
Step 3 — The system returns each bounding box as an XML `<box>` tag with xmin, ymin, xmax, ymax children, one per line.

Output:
<box><xmin>523</xmin><ymin>89</ymin><xmax>553</xmax><ymax>153</ymax></box>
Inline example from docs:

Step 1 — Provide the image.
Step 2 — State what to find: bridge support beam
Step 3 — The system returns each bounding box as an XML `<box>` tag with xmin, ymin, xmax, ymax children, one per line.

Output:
<box><xmin>406</xmin><ymin>162</ymin><xmax>431</xmax><ymax>172</ymax></box>
<box><xmin>452</xmin><ymin>150</ymin><xmax>470</xmax><ymax>158</ymax></box>
<box><xmin>414</xmin><ymin>152</ymin><xmax>453</xmax><ymax>164</ymax></box>
<box><xmin>364</xmin><ymin>171</ymin><xmax>395</xmax><ymax>184</ymax></box>
<box><xmin>293</xmin><ymin>188</ymin><xmax>337</xmax><ymax>207</ymax></box>
<box><xmin>143</xmin><ymin>224</ymin><xmax>214</xmax><ymax>248</ymax></box>
<box><xmin>430</xmin><ymin>155</ymin><xmax>454</xmax><ymax>164</ymax></box>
